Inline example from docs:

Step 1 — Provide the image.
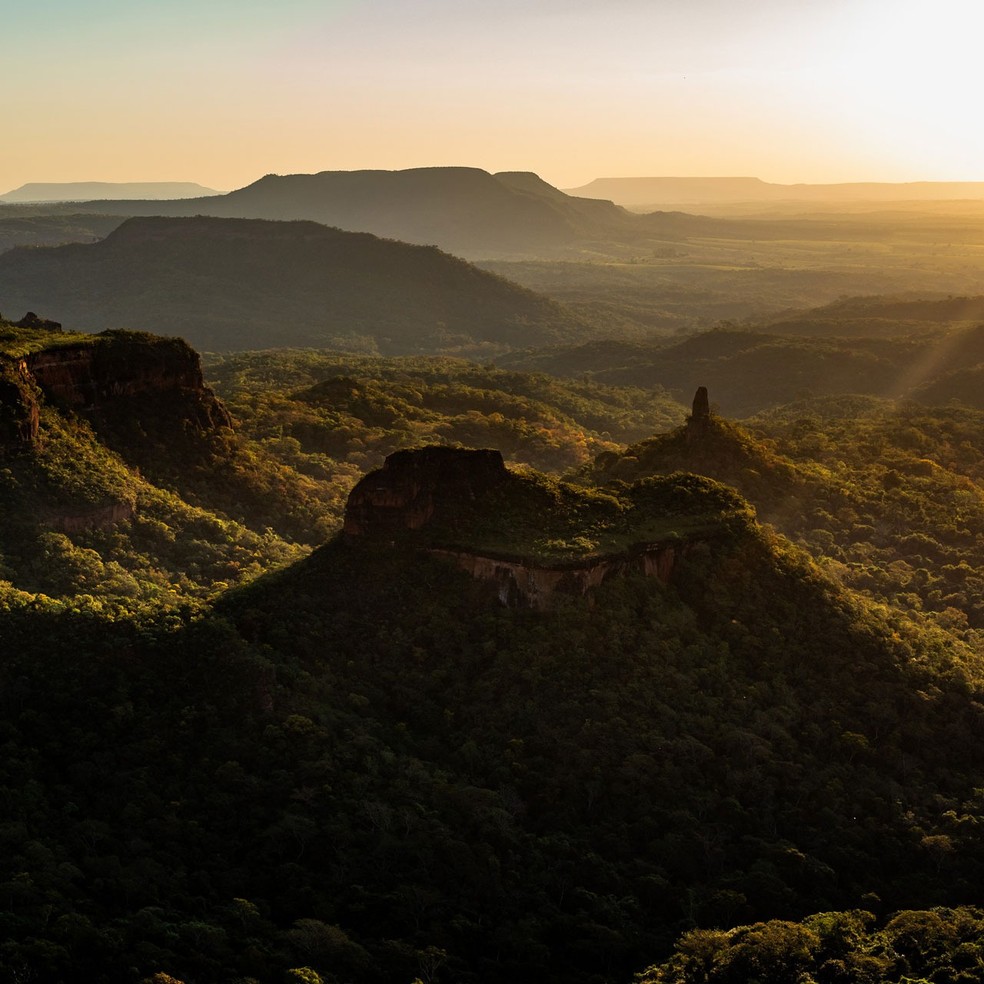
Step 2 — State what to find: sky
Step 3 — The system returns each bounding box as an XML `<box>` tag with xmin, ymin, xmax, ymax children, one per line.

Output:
<box><xmin>5</xmin><ymin>0</ymin><xmax>984</xmax><ymax>193</ymax></box>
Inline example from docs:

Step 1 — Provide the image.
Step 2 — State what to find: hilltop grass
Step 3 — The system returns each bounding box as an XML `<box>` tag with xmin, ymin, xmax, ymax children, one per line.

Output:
<box><xmin>0</xmin><ymin>320</ymin><xmax>98</xmax><ymax>357</ymax></box>
<box><xmin>418</xmin><ymin>469</ymin><xmax>754</xmax><ymax>563</ymax></box>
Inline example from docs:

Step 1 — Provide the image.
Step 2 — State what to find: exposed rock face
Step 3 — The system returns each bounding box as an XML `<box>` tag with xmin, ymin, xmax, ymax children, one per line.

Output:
<box><xmin>0</xmin><ymin>359</ymin><xmax>40</xmax><ymax>450</ymax></box>
<box><xmin>692</xmin><ymin>386</ymin><xmax>710</xmax><ymax>420</ymax></box>
<box><xmin>49</xmin><ymin>501</ymin><xmax>136</xmax><ymax>533</ymax></box>
<box><xmin>344</xmin><ymin>446</ymin><xmax>711</xmax><ymax>608</ymax></box>
<box><xmin>432</xmin><ymin>541</ymin><xmax>696</xmax><ymax>610</ymax></box>
<box><xmin>344</xmin><ymin>446</ymin><xmax>509</xmax><ymax>535</ymax></box>
<box><xmin>1</xmin><ymin>330</ymin><xmax>231</xmax><ymax>453</ymax></box>
<box><xmin>28</xmin><ymin>334</ymin><xmax>232</xmax><ymax>431</ymax></box>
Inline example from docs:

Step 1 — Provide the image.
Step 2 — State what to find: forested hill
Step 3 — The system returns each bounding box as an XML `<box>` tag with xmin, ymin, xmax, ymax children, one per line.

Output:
<box><xmin>501</xmin><ymin>322</ymin><xmax>984</xmax><ymax>416</ymax></box>
<box><xmin>4</xmin><ymin>453</ymin><xmax>984</xmax><ymax>982</ymax></box>
<box><xmin>0</xmin><ymin>215</ymin><xmax>595</xmax><ymax>354</ymax></box>
<box><xmin>4</xmin><ymin>320</ymin><xmax>984</xmax><ymax>980</ymax></box>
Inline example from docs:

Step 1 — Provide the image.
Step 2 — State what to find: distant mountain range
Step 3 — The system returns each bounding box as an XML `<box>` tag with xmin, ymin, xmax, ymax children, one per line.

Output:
<box><xmin>9</xmin><ymin>168</ymin><xmax>894</xmax><ymax>260</ymax></box>
<box><xmin>0</xmin><ymin>215</ymin><xmax>592</xmax><ymax>353</ymax></box>
<box><xmin>564</xmin><ymin>176</ymin><xmax>984</xmax><ymax>207</ymax></box>
<box><xmin>61</xmin><ymin>167</ymin><xmax>667</xmax><ymax>257</ymax></box>
<box><xmin>0</xmin><ymin>181</ymin><xmax>220</xmax><ymax>203</ymax></box>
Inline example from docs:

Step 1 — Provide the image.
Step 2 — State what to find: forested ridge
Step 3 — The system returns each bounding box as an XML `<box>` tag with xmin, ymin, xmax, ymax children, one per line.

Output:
<box><xmin>3</xmin><ymin>315</ymin><xmax>984</xmax><ymax>982</ymax></box>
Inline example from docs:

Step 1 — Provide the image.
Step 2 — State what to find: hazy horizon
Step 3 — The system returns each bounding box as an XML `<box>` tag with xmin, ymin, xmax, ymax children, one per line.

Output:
<box><xmin>6</xmin><ymin>0</ymin><xmax>983</xmax><ymax>194</ymax></box>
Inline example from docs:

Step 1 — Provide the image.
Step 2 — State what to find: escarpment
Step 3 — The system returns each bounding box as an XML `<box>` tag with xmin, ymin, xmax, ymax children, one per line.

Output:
<box><xmin>344</xmin><ymin>446</ymin><xmax>510</xmax><ymax>536</ymax></box>
<box><xmin>345</xmin><ymin>445</ymin><xmax>751</xmax><ymax>608</ymax></box>
<box><xmin>1</xmin><ymin>318</ymin><xmax>231</xmax><ymax>453</ymax></box>
<box><xmin>428</xmin><ymin>541</ymin><xmax>699</xmax><ymax>609</ymax></box>
<box><xmin>0</xmin><ymin>358</ymin><xmax>41</xmax><ymax>449</ymax></box>
<box><xmin>27</xmin><ymin>333</ymin><xmax>231</xmax><ymax>432</ymax></box>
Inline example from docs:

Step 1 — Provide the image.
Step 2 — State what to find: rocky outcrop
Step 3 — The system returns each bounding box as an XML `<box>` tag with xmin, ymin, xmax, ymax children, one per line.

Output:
<box><xmin>686</xmin><ymin>385</ymin><xmax>711</xmax><ymax>444</ymax></box>
<box><xmin>27</xmin><ymin>333</ymin><xmax>232</xmax><ymax>431</ymax></box>
<box><xmin>344</xmin><ymin>446</ymin><xmax>509</xmax><ymax>536</ymax></box>
<box><xmin>344</xmin><ymin>446</ymin><xmax>719</xmax><ymax>609</ymax></box>
<box><xmin>2</xmin><ymin>328</ymin><xmax>231</xmax><ymax>453</ymax></box>
<box><xmin>49</xmin><ymin>501</ymin><xmax>136</xmax><ymax>533</ymax></box>
<box><xmin>0</xmin><ymin>358</ymin><xmax>40</xmax><ymax>450</ymax></box>
<box><xmin>14</xmin><ymin>312</ymin><xmax>62</xmax><ymax>330</ymax></box>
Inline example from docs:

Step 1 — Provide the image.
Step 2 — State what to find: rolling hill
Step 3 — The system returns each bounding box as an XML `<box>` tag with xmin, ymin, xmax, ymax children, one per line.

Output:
<box><xmin>5</xmin><ymin>315</ymin><xmax>984</xmax><ymax>981</ymax></box>
<box><xmin>4</xmin><ymin>437</ymin><xmax>984</xmax><ymax>982</ymax></box>
<box><xmin>500</xmin><ymin>322</ymin><xmax>984</xmax><ymax>416</ymax></box>
<box><xmin>0</xmin><ymin>215</ymin><xmax>595</xmax><ymax>354</ymax></box>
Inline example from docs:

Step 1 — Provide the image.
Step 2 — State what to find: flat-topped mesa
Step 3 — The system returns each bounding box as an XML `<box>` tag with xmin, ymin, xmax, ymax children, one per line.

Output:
<box><xmin>1</xmin><ymin>325</ymin><xmax>231</xmax><ymax>453</ymax></box>
<box><xmin>344</xmin><ymin>446</ymin><xmax>509</xmax><ymax>536</ymax></box>
<box><xmin>344</xmin><ymin>446</ymin><xmax>749</xmax><ymax>609</ymax></box>
<box><xmin>28</xmin><ymin>333</ymin><xmax>231</xmax><ymax>432</ymax></box>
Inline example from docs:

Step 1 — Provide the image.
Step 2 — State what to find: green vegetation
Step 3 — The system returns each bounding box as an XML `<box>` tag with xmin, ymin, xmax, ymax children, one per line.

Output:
<box><xmin>639</xmin><ymin>907</ymin><xmax>984</xmax><ymax>984</ymax></box>
<box><xmin>205</xmin><ymin>348</ymin><xmax>686</xmax><ymax>491</ymax></box>
<box><xmin>0</xmin><ymin>318</ymin><xmax>99</xmax><ymax>357</ymax></box>
<box><xmin>0</xmin><ymin>216</ymin><xmax>601</xmax><ymax>355</ymax></box>
<box><xmin>588</xmin><ymin>403</ymin><xmax>984</xmax><ymax>641</ymax></box>
<box><xmin>0</xmin><ymin>403</ymin><xmax>306</xmax><ymax>606</ymax></box>
<box><xmin>4</xmin><ymin>495</ymin><xmax>984</xmax><ymax>982</ymax></box>
<box><xmin>502</xmin><ymin>321</ymin><xmax>984</xmax><ymax>416</ymax></box>
<box><xmin>5</xmin><ymin>265</ymin><xmax>984</xmax><ymax>983</ymax></box>
<box><xmin>397</xmin><ymin>468</ymin><xmax>752</xmax><ymax>562</ymax></box>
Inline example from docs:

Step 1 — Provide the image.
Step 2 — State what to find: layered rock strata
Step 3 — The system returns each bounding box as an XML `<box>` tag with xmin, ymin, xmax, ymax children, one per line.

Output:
<box><xmin>1</xmin><ymin>328</ymin><xmax>230</xmax><ymax>453</ymax></box>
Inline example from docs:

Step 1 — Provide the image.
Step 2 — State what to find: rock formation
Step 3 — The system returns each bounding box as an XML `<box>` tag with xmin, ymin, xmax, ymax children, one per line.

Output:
<box><xmin>692</xmin><ymin>385</ymin><xmax>710</xmax><ymax>420</ymax></box>
<box><xmin>1</xmin><ymin>327</ymin><xmax>231</xmax><ymax>453</ymax></box>
<box><xmin>344</xmin><ymin>446</ymin><xmax>509</xmax><ymax>536</ymax></box>
<box><xmin>14</xmin><ymin>311</ymin><xmax>62</xmax><ymax>330</ymax></box>
<box><xmin>686</xmin><ymin>385</ymin><xmax>711</xmax><ymax>444</ymax></box>
<box><xmin>344</xmin><ymin>446</ymin><xmax>723</xmax><ymax>609</ymax></box>
<box><xmin>431</xmin><ymin>542</ymin><xmax>697</xmax><ymax>610</ymax></box>
<box><xmin>0</xmin><ymin>359</ymin><xmax>40</xmax><ymax>449</ymax></box>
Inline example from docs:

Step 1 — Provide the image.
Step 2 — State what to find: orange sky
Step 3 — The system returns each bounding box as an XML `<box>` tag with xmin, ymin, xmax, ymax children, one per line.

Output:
<box><xmin>5</xmin><ymin>0</ymin><xmax>982</xmax><ymax>193</ymax></box>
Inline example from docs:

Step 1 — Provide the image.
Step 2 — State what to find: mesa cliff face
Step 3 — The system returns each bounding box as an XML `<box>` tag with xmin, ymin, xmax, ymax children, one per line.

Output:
<box><xmin>429</xmin><ymin>542</ymin><xmax>696</xmax><ymax>609</ymax></box>
<box><xmin>0</xmin><ymin>358</ymin><xmax>41</xmax><ymax>448</ymax></box>
<box><xmin>344</xmin><ymin>446</ymin><xmax>510</xmax><ymax>536</ymax></box>
<box><xmin>344</xmin><ymin>446</ymin><xmax>729</xmax><ymax>608</ymax></box>
<box><xmin>0</xmin><ymin>326</ymin><xmax>231</xmax><ymax>454</ymax></box>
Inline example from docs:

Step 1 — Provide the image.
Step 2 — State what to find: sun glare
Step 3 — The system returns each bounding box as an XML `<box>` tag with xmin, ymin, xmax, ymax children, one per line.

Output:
<box><xmin>829</xmin><ymin>0</ymin><xmax>984</xmax><ymax>176</ymax></box>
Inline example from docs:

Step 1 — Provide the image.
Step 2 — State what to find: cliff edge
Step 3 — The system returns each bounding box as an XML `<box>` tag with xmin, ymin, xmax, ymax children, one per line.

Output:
<box><xmin>0</xmin><ymin>316</ymin><xmax>231</xmax><ymax>454</ymax></box>
<box><xmin>344</xmin><ymin>445</ymin><xmax>752</xmax><ymax>607</ymax></box>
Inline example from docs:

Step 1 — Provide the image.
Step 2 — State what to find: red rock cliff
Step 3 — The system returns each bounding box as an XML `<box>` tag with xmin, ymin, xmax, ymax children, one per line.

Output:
<box><xmin>1</xmin><ymin>329</ymin><xmax>231</xmax><ymax>453</ymax></box>
<box><xmin>344</xmin><ymin>446</ymin><xmax>509</xmax><ymax>536</ymax></box>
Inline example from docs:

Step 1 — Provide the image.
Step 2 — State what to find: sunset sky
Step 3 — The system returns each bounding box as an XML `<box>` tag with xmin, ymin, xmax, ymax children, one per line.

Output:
<box><xmin>5</xmin><ymin>0</ymin><xmax>981</xmax><ymax>193</ymax></box>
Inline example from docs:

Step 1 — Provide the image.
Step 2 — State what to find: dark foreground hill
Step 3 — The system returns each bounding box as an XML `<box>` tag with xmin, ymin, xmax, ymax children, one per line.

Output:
<box><xmin>3</xmin><ymin>437</ymin><xmax>984</xmax><ymax>982</ymax></box>
<box><xmin>0</xmin><ymin>215</ymin><xmax>594</xmax><ymax>354</ymax></box>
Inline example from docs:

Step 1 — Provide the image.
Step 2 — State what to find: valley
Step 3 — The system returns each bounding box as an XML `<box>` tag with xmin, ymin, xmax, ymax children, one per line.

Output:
<box><xmin>2</xmin><ymin>168</ymin><xmax>984</xmax><ymax>984</ymax></box>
